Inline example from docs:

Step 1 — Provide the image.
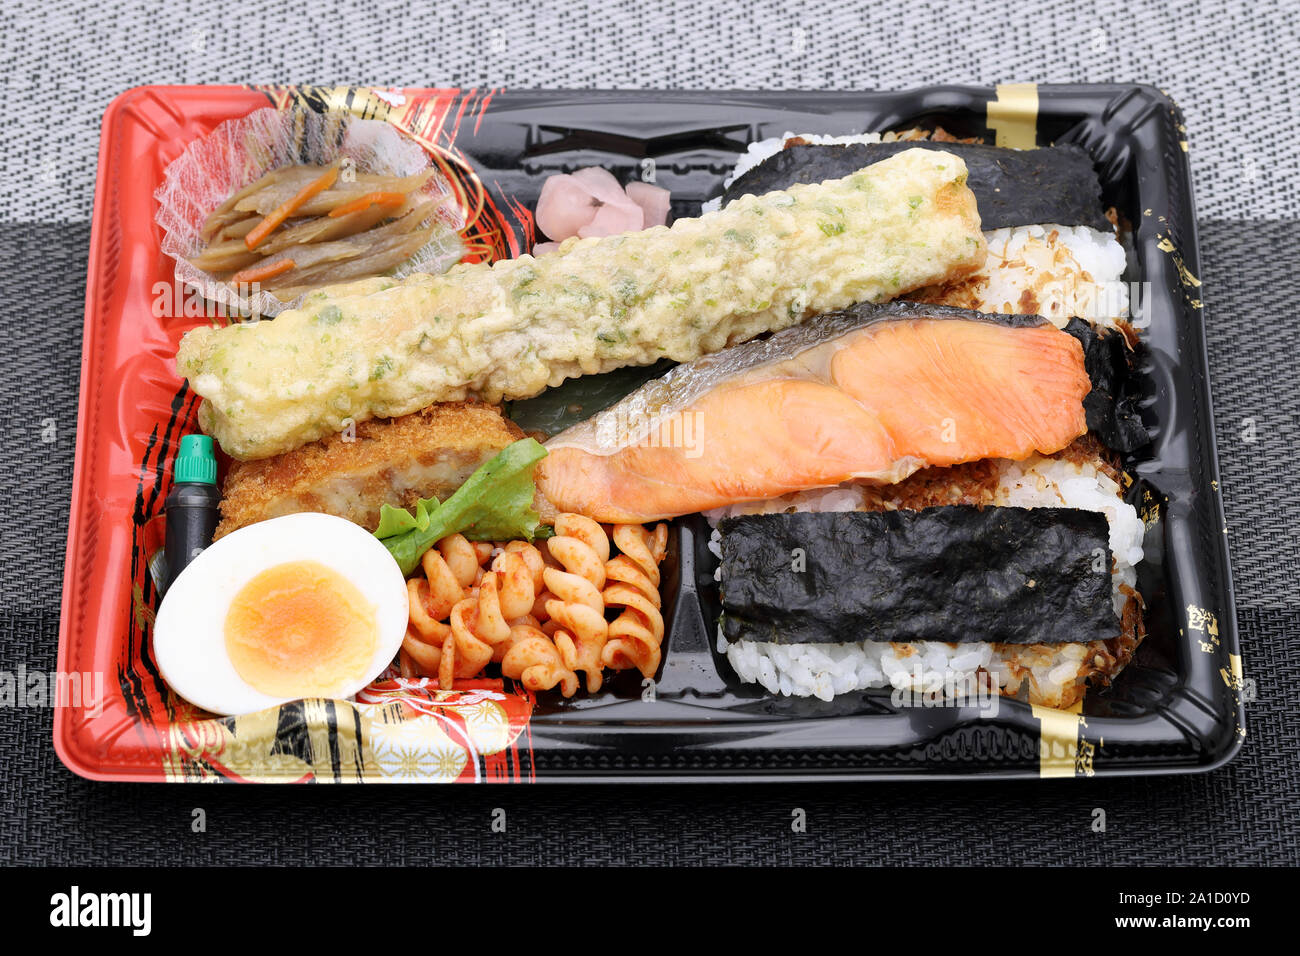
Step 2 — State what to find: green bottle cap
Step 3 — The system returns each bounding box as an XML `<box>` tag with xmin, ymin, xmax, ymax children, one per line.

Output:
<box><xmin>174</xmin><ymin>434</ymin><xmax>217</xmax><ymax>485</ymax></box>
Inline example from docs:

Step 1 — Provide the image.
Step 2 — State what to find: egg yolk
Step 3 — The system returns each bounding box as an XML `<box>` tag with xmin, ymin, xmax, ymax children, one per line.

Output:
<box><xmin>224</xmin><ymin>560</ymin><xmax>378</xmax><ymax>698</ymax></box>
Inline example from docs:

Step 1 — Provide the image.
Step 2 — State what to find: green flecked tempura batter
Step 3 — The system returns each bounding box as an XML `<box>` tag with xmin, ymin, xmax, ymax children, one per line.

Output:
<box><xmin>177</xmin><ymin>148</ymin><xmax>986</xmax><ymax>461</ymax></box>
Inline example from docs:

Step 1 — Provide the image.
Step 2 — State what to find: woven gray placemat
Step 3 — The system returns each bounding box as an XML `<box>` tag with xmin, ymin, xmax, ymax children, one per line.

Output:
<box><xmin>1</xmin><ymin>0</ymin><xmax>1297</xmax><ymax>865</ymax></box>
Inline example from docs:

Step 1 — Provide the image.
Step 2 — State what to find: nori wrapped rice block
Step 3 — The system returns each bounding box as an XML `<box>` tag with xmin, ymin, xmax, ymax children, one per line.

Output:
<box><xmin>721</xmin><ymin>141</ymin><xmax>1113</xmax><ymax>232</ymax></box>
<box><xmin>719</xmin><ymin>506</ymin><xmax>1116</xmax><ymax>646</ymax></box>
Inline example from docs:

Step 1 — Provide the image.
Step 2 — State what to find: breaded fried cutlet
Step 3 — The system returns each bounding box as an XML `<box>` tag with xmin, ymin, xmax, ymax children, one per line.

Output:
<box><xmin>214</xmin><ymin>401</ymin><xmax>524</xmax><ymax>539</ymax></box>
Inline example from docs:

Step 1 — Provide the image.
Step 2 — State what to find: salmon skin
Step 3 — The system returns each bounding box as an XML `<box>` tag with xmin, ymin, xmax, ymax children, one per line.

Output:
<box><xmin>537</xmin><ymin>302</ymin><xmax>1093</xmax><ymax>522</ymax></box>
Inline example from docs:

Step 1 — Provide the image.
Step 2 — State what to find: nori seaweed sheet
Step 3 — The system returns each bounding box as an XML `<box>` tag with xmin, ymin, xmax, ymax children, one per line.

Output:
<box><xmin>719</xmin><ymin>507</ymin><xmax>1116</xmax><ymax>646</ymax></box>
<box><xmin>1063</xmin><ymin>317</ymin><xmax>1152</xmax><ymax>453</ymax></box>
<box><xmin>720</xmin><ymin>141</ymin><xmax>1114</xmax><ymax>232</ymax></box>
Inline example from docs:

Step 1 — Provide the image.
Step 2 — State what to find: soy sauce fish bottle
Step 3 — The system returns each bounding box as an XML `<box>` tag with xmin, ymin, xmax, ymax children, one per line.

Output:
<box><xmin>164</xmin><ymin>434</ymin><xmax>220</xmax><ymax>592</ymax></box>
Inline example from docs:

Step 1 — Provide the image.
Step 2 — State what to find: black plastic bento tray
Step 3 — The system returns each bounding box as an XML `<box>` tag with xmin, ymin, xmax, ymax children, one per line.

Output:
<box><xmin>447</xmin><ymin>84</ymin><xmax>1243</xmax><ymax>781</ymax></box>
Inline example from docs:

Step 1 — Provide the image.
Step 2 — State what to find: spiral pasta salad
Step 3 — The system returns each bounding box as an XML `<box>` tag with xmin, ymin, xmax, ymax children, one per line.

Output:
<box><xmin>400</xmin><ymin>515</ymin><xmax>669</xmax><ymax>697</ymax></box>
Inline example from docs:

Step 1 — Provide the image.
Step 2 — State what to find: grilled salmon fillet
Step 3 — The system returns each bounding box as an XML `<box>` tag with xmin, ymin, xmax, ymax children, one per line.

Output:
<box><xmin>214</xmin><ymin>401</ymin><xmax>524</xmax><ymax>538</ymax></box>
<box><xmin>538</xmin><ymin>303</ymin><xmax>1091</xmax><ymax>523</ymax></box>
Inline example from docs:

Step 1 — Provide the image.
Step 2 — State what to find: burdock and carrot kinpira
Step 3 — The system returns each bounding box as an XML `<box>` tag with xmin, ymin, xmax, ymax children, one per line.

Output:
<box><xmin>189</xmin><ymin>162</ymin><xmax>447</xmax><ymax>301</ymax></box>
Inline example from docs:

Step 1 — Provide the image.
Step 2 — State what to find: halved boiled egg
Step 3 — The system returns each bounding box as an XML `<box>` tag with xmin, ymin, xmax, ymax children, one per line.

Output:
<box><xmin>154</xmin><ymin>513</ymin><xmax>408</xmax><ymax>717</ymax></box>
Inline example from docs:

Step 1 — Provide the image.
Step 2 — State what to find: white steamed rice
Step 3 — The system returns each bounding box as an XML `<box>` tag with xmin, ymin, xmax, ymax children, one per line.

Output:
<box><xmin>933</xmin><ymin>223</ymin><xmax>1132</xmax><ymax>330</ymax></box>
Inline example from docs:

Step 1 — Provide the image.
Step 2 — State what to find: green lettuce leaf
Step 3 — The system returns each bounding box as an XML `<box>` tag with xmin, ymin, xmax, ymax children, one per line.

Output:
<box><xmin>374</xmin><ymin>438</ymin><xmax>550</xmax><ymax>576</ymax></box>
<box><xmin>374</xmin><ymin>496</ymin><xmax>440</xmax><ymax>538</ymax></box>
<box><xmin>373</xmin><ymin>505</ymin><xmax>415</xmax><ymax>539</ymax></box>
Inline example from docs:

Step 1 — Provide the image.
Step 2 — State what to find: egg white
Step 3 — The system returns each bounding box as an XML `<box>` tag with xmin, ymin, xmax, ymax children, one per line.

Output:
<box><xmin>154</xmin><ymin>512</ymin><xmax>409</xmax><ymax>717</ymax></box>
